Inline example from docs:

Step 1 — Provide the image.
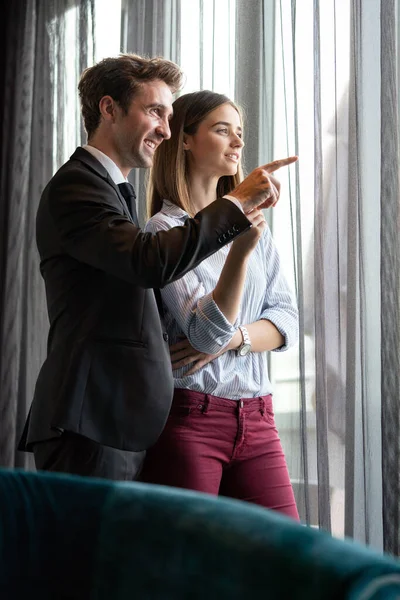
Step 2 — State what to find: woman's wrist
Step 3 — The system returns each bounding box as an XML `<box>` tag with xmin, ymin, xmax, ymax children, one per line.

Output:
<box><xmin>227</xmin><ymin>330</ymin><xmax>242</xmax><ymax>351</ymax></box>
<box><xmin>229</xmin><ymin>240</ymin><xmax>252</xmax><ymax>259</ymax></box>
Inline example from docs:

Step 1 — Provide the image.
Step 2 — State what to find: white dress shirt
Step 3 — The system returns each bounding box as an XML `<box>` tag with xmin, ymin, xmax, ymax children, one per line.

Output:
<box><xmin>145</xmin><ymin>200</ymin><xmax>299</xmax><ymax>400</ymax></box>
<box><xmin>83</xmin><ymin>144</ymin><xmax>126</xmax><ymax>184</ymax></box>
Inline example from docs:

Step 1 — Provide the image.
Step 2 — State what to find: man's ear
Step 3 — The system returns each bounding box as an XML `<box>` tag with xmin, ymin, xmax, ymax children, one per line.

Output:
<box><xmin>99</xmin><ymin>96</ymin><xmax>116</xmax><ymax>121</ymax></box>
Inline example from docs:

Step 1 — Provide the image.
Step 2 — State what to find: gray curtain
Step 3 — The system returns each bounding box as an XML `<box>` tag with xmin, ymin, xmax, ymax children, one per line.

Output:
<box><xmin>380</xmin><ymin>0</ymin><xmax>400</xmax><ymax>557</ymax></box>
<box><xmin>120</xmin><ymin>0</ymin><xmax>181</xmax><ymax>224</ymax></box>
<box><xmin>0</xmin><ymin>0</ymin><xmax>95</xmax><ymax>469</ymax></box>
<box><xmin>235</xmin><ymin>1</ymin><xmax>275</xmax><ymax>172</ymax></box>
<box><xmin>346</xmin><ymin>0</ymin><xmax>399</xmax><ymax>553</ymax></box>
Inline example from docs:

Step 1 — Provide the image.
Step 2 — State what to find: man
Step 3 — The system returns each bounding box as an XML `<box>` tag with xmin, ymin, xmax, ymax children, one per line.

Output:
<box><xmin>19</xmin><ymin>54</ymin><xmax>296</xmax><ymax>480</ymax></box>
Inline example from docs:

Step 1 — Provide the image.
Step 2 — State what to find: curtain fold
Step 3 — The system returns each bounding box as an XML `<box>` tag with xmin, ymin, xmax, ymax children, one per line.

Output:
<box><xmin>346</xmin><ymin>0</ymin><xmax>384</xmax><ymax>549</ymax></box>
<box><xmin>235</xmin><ymin>0</ymin><xmax>276</xmax><ymax>179</ymax></box>
<box><xmin>0</xmin><ymin>0</ymin><xmax>40</xmax><ymax>470</ymax></box>
<box><xmin>236</xmin><ymin>0</ymin><xmax>400</xmax><ymax>552</ymax></box>
<box><xmin>120</xmin><ymin>0</ymin><xmax>181</xmax><ymax>224</ymax></box>
<box><xmin>312</xmin><ymin>0</ymin><xmax>332</xmax><ymax>533</ymax></box>
<box><xmin>235</xmin><ymin>0</ymin><xmax>310</xmax><ymax>526</ymax></box>
<box><xmin>380</xmin><ymin>0</ymin><xmax>400</xmax><ymax>557</ymax></box>
<box><xmin>289</xmin><ymin>0</ymin><xmax>310</xmax><ymax>526</ymax></box>
<box><xmin>0</xmin><ymin>0</ymin><xmax>95</xmax><ymax>468</ymax></box>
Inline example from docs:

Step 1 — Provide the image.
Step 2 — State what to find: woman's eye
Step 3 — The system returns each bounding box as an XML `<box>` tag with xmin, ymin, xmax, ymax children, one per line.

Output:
<box><xmin>217</xmin><ymin>128</ymin><xmax>228</xmax><ymax>134</ymax></box>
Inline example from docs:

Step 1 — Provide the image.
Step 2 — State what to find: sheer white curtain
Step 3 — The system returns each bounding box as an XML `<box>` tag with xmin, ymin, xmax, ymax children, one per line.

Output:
<box><xmin>180</xmin><ymin>0</ymin><xmax>236</xmax><ymax>97</ymax></box>
<box><xmin>232</xmin><ymin>0</ymin><xmax>400</xmax><ymax>554</ymax></box>
<box><xmin>240</xmin><ymin>0</ymin><xmax>400</xmax><ymax>554</ymax></box>
<box><xmin>120</xmin><ymin>0</ymin><xmax>181</xmax><ymax>224</ymax></box>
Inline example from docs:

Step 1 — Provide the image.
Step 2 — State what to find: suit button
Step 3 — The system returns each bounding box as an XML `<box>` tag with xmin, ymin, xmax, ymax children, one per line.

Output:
<box><xmin>217</xmin><ymin>236</ymin><xmax>224</xmax><ymax>244</ymax></box>
<box><xmin>233</xmin><ymin>224</ymin><xmax>240</xmax><ymax>232</ymax></box>
<box><xmin>163</xmin><ymin>332</ymin><xmax>169</xmax><ymax>342</ymax></box>
<box><xmin>228</xmin><ymin>228</ymin><xmax>234</xmax><ymax>237</ymax></box>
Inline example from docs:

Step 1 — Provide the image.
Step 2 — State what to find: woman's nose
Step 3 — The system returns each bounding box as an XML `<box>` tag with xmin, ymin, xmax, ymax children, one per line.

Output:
<box><xmin>231</xmin><ymin>134</ymin><xmax>244</xmax><ymax>148</ymax></box>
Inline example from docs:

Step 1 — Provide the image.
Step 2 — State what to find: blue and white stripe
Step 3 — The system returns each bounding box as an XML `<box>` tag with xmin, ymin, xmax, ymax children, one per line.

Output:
<box><xmin>145</xmin><ymin>200</ymin><xmax>299</xmax><ymax>400</ymax></box>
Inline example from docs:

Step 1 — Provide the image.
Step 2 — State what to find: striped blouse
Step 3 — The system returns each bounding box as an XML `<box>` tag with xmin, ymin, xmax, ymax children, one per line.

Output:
<box><xmin>145</xmin><ymin>200</ymin><xmax>299</xmax><ymax>400</ymax></box>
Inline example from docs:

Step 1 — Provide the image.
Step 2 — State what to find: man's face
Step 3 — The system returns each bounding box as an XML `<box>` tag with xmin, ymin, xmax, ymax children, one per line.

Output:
<box><xmin>112</xmin><ymin>79</ymin><xmax>173</xmax><ymax>169</ymax></box>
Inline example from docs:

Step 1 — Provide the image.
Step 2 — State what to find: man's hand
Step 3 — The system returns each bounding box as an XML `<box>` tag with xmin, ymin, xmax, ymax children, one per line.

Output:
<box><xmin>170</xmin><ymin>338</ymin><xmax>225</xmax><ymax>375</ymax></box>
<box><xmin>230</xmin><ymin>156</ymin><xmax>298</xmax><ymax>213</ymax></box>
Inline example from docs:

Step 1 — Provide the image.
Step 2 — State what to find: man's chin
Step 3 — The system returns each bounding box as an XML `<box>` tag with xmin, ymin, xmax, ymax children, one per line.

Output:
<box><xmin>132</xmin><ymin>156</ymin><xmax>154</xmax><ymax>169</ymax></box>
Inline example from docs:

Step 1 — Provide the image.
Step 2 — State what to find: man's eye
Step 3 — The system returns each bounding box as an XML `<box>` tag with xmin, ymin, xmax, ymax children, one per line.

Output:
<box><xmin>152</xmin><ymin>108</ymin><xmax>161</xmax><ymax>116</ymax></box>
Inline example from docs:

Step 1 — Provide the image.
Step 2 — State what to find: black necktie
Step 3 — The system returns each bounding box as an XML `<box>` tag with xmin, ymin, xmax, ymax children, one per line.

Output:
<box><xmin>118</xmin><ymin>182</ymin><xmax>139</xmax><ymax>226</ymax></box>
<box><xmin>118</xmin><ymin>182</ymin><xmax>164</xmax><ymax>317</ymax></box>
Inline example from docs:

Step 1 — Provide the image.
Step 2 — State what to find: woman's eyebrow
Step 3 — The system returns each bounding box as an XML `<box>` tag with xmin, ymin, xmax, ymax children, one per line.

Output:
<box><xmin>211</xmin><ymin>120</ymin><xmax>242</xmax><ymax>131</ymax></box>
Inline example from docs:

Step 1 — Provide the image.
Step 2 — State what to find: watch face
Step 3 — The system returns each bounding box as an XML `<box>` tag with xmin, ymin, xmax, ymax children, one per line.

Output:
<box><xmin>238</xmin><ymin>344</ymin><xmax>251</xmax><ymax>356</ymax></box>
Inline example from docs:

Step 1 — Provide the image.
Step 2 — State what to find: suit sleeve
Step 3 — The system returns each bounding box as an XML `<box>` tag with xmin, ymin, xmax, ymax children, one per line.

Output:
<box><xmin>47</xmin><ymin>168</ymin><xmax>250</xmax><ymax>288</ymax></box>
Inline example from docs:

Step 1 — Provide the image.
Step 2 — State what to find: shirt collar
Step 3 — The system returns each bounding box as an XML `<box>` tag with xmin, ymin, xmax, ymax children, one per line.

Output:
<box><xmin>83</xmin><ymin>144</ymin><xmax>127</xmax><ymax>185</ymax></box>
<box><xmin>161</xmin><ymin>199</ymin><xmax>189</xmax><ymax>220</ymax></box>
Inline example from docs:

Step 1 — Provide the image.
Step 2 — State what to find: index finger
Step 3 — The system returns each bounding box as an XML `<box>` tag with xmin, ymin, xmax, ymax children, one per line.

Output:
<box><xmin>261</xmin><ymin>156</ymin><xmax>298</xmax><ymax>172</ymax></box>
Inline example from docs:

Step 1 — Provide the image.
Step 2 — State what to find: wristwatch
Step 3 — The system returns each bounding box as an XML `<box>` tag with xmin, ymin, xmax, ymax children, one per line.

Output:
<box><xmin>236</xmin><ymin>325</ymin><xmax>252</xmax><ymax>356</ymax></box>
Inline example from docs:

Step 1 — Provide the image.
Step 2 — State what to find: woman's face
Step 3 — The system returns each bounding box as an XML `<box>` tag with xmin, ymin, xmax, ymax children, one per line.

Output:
<box><xmin>183</xmin><ymin>103</ymin><xmax>244</xmax><ymax>178</ymax></box>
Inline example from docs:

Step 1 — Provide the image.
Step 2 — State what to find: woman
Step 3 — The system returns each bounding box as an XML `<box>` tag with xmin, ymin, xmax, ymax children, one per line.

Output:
<box><xmin>141</xmin><ymin>90</ymin><xmax>299</xmax><ymax>520</ymax></box>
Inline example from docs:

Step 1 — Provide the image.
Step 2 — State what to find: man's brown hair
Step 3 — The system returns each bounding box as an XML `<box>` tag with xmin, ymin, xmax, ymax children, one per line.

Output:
<box><xmin>78</xmin><ymin>53</ymin><xmax>183</xmax><ymax>138</ymax></box>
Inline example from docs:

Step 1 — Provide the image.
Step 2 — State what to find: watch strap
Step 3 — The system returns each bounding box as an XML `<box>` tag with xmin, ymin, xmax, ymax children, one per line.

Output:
<box><xmin>236</xmin><ymin>325</ymin><xmax>252</xmax><ymax>355</ymax></box>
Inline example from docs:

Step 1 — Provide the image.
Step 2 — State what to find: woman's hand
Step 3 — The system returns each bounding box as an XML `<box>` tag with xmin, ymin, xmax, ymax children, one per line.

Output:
<box><xmin>230</xmin><ymin>208</ymin><xmax>266</xmax><ymax>256</ymax></box>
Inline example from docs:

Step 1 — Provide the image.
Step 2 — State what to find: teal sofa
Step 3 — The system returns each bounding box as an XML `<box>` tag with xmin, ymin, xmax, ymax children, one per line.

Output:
<box><xmin>0</xmin><ymin>468</ymin><xmax>399</xmax><ymax>599</ymax></box>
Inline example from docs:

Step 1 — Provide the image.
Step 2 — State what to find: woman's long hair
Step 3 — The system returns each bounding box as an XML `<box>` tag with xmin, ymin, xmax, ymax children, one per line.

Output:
<box><xmin>147</xmin><ymin>90</ymin><xmax>244</xmax><ymax>218</ymax></box>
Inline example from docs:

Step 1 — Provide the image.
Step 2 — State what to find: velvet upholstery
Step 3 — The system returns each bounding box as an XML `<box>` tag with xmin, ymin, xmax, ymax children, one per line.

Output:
<box><xmin>0</xmin><ymin>469</ymin><xmax>399</xmax><ymax>599</ymax></box>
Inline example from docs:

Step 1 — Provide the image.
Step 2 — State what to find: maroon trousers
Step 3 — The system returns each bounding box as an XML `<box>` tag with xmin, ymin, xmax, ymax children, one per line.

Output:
<box><xmin>141</xmin><ymin>389</ymin><xmax>299</xmax><ymax>520</ymax></box>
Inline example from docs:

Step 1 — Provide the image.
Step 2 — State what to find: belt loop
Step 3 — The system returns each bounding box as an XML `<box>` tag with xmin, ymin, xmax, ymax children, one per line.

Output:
<box><xmin>259</xmin><ymin>397</ymin><xmax>265</xmax><ymax>416</ymax></box>
<box><xmin>203</xmin><ymin>394</ymin><xmax>210</xmax><ymax>414</ymax></box>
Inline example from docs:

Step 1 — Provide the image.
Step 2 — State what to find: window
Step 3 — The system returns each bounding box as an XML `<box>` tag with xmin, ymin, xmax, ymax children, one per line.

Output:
<box><xmin>180</xmin><ymin>0</ymin><xmax>236</xmax><ymax>97</ymax></box>
<box><xmin>56</xmin><ymin>0</ymin><xmax>121</xmax><ymax>167</ymax></box>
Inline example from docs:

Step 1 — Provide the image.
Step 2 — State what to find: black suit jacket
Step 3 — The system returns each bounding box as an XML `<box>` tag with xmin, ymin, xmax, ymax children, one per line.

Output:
<box><xmin>19</xmin><ymin>148</ymin><xmax>250</xmax><ymax>452</ymax></box>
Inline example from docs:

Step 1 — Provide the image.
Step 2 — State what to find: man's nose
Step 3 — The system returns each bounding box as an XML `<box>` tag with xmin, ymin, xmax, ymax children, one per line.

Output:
<box><xmin>156</xmin><ymin>118</ymin><xmax>171</xmax><ymax>140</ymax></box>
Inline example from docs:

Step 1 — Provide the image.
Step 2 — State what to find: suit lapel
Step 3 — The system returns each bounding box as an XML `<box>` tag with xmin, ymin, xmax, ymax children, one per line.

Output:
<box><xmin>70</xmin><ymin>147</ymin><xmax>134</xmax><ymax>222</ymax></box>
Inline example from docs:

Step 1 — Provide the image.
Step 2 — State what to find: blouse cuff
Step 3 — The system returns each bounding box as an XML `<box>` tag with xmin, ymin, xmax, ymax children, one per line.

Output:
<box><xmin>195</xmin><ymin>292</ymin><xmax>239</xmax><ymax>348</ymax></box>
<box><xmin>259</xmin><ymin>311</ymin><xmax>298</xmax><ymax>352</ymax></box>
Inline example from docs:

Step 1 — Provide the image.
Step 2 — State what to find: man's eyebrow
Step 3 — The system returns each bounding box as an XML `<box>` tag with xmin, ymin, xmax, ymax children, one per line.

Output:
<box><xmin>211</xmin><ymin>120</ymin><xmax>242</xmax><ymax>131</ymax></box>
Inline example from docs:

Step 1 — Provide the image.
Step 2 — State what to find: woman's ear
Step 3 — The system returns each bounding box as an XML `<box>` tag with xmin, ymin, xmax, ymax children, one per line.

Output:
<box><xmin>182</xmin><ymin>134</ymin><xmax>190</xmax><ymax>151</ymax></box>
